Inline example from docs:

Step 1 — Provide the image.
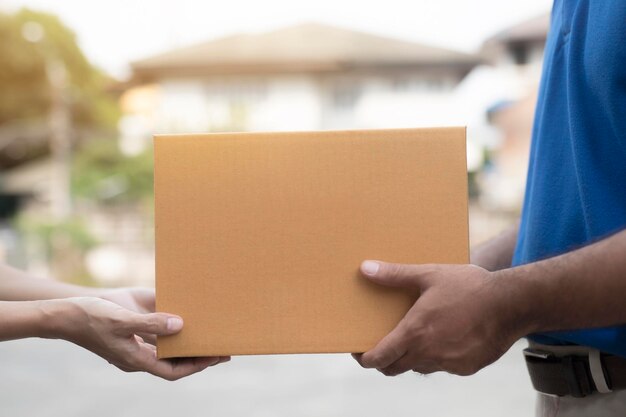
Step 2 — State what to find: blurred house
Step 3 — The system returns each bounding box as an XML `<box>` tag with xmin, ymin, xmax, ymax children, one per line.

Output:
<box><xmin>119</xmin><ymin>22</ymin><xmax>480</xmax><ymax>155</ymax></box>
<box><xmin>1</xmin><ymin>17</ymin><xmax>549</xmax><ymax>285</ymax></box>
<box><xmin>477</xmin><ymin>13</ymin><xmax>550</xmax><ymax>212</ymax></box>
<box><xmin>117</xmin><ymin>19</ymin><xmax>551</xmax><ymax>254</ymax></box>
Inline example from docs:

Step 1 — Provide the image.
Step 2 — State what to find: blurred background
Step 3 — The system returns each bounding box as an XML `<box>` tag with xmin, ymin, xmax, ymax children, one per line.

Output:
<box><xmin>0</xmin><ymin>0</ymin><xmax>551</xmax><ymax>415</ymax></box>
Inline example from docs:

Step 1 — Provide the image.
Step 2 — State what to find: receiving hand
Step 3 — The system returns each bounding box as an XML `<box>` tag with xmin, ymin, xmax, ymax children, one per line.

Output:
<box><xmin>100</xmin><ymin>287</ymin><xmax>159</xmax><ymax>344</ymax></box>
<box><xmin>50</xmin><ymin>297</ymin><xmax>229</xmax><ymax>380</ymax></box>
<box><xmin>353</xmin><ymin>260</ymin><xmax>525</xmax><ymax>377</ymax></box>
<box><xmin>100</xmin><ymin>287</ymin><xmax>155</xmax><ymax>315</ymax></box>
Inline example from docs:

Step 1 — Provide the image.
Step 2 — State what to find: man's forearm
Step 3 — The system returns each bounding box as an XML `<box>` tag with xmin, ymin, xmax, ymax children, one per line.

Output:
<box><xmin>497</xmin><ymin>228</ymin><xmax>626</xmax><ymax>336</ymax></box>
<box><xmin>471</xmin><ymin>221</ymin><xmax>519</xmax><ymax>271</ymax></box>
<box><xmin>0</xmin><ymin>264</ymin><xmax>103</xmax><ymax>301</ymax></box>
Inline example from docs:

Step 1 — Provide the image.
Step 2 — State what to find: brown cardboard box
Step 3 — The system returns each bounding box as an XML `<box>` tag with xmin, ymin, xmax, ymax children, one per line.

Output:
<box><xmin>155</xmin><ymin>127</ymin><xmax>468</xmax><ymax>358</ymax></box>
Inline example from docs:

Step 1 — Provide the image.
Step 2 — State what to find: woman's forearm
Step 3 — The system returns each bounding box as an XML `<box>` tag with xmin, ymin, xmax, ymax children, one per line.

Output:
<box><xmin>0</xmin><ymin>300</ymin><xmax>61</xmax><ymax>342</ymax></box>
<box><xmin>0</xmin><ymin>264</ymin><xmax>103</xmax><ymax>301</ymax></box>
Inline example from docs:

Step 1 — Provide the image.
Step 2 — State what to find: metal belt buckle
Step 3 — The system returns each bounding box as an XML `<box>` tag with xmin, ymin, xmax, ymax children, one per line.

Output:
<box><xmin>523</xmin><ymin>348</ymin><xmax>555</xmax><ymax>360</ymax></box>
<box><xmin>523</xmin><ymin>348</ymin><xmax>594</xmax><ymax>398</ymax></box>
<box><xmin>524</xmin><ymin>348</ymin><xmax>561</xmax><ymax>397</ymax></box>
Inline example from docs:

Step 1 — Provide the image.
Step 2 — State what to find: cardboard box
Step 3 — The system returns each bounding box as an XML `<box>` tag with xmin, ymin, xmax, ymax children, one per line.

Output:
<box><xmin>155</xmin><ymin>127</ymin><xmax>468</xmax><ymax>358</ymax></box>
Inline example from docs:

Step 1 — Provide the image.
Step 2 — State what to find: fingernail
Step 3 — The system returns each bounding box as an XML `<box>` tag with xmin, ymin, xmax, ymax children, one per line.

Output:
<box><xmin>167</xmin><ymin>317</ymin><xmax>183</xmax><ymax>331</ymax></box>
<box><xmin>361</xmin><ymin>261</ymin><xmax>380</xmax><ymax>276</ymax></box>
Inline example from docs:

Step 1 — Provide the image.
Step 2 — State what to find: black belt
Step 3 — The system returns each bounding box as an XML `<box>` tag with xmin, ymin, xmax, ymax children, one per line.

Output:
<box><xmin>524</xmin><ymin>348</ymin><xmax>626</xmax><ymax>397</ymax></box>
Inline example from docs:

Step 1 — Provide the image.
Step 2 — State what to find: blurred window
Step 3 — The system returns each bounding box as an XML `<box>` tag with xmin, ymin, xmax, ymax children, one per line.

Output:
<box><xmin>205</xmin><ymin>81</ymin><xmax>267</xmax><ymax>101</ymax></box>
<box><xmin>331</xmin><ymin>84</ymin><xmax>361</xmax><ymax>110</ymax></box>
<box><xmin>391</xmin><ymin>77</ymin><xmax>450</xmax><ymax>92</ymax></box>
<box><xmin>425</xmin><ymin>78</ymin><xmax>445</xmax><ymax>91</ymax></box>
<box><xmin>392</xmin><ymin>78</ymin><xmax>411</xmax><ymax>91</ymax></box>
<box><xmin>509</xmin><ymin>42</ymin><xmax>530</xmax><ymax>65</ymax></box>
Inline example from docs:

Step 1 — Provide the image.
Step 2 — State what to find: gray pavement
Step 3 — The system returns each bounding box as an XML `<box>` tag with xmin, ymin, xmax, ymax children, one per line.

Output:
<box><xmin>0</xmin><ymin>338</ymin><xmax>534</xmax><ymax>417</ymax></box>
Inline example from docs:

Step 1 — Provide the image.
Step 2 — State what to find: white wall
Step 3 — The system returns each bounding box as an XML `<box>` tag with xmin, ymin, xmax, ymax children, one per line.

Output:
<box><xmin>248</xmin><ymin>76</ymin><xmax>322</xmax><ymax>131</ymax></box>
<box><xmin>153</xmin><ymin>76</ymin><xmax>323</xmax><ymax>133</ymax></box>
<box><xmin>145</xmin><ymin>71</ymin><xmax>462</xmax><ymax>135</ymax></box>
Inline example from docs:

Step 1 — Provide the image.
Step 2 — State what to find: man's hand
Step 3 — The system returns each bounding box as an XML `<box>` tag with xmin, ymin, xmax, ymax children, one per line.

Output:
<box><xmin>353</xmin><ymin>260</ymin><xmax>528</xmax><ymax>377</ymax></box>
<box><xmin>44</xmin><ymin>297</ymin><xmax>229</xmax><ymax>381</ymax></box>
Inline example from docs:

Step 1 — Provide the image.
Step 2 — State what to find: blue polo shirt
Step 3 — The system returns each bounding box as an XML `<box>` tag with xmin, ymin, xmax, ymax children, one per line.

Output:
<box><xmin>512</xmin><ymin>0</ymin><xmax>626</xmax><ymax>356</ymax></box>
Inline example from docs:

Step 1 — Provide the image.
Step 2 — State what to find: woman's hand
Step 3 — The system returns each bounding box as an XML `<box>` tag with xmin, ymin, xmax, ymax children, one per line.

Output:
<box><xmin>100</xmin><ymin>288</ymin><xmax>160</xmax><ymax>343</ymax></box>
<box><xmin>100</xmin><ymin>287</ymin><xmax>155</xmax><ymax>315</ymax></box>
<box><xmin>44</xmin><ymin>297</ymin><xmax>229</xmax><ymax>380</ymax></box>
<box><xmin>101</xmin><ymin>287</ymin><xmax>208</xmax><ymax>349</ymax></box>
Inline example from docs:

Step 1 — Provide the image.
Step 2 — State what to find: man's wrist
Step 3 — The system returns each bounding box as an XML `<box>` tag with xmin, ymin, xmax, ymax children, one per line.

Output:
<box><xmin>490</xmin><ymin>266</ymin><xmax>545</xmax><ymax>339</ymax></box>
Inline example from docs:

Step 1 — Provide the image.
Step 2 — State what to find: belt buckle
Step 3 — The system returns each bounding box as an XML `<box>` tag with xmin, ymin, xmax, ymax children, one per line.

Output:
<box><xmin>523</xmin><ymin>348</ymin><xmax>594</xmax><ymax>398</ymax></box>
<box><xmin>523</xmin><ymin>348</ymin><xmax>555</xmax><ymax>360</ymax></box>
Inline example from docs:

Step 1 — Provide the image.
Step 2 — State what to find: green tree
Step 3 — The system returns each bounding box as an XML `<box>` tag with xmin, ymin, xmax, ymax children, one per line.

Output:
<box><xmin>71</xmin><ymin>139</ymin><xmax>154</xmax><ymax>206</ymax></box>
<box><xmin>0</xmin><ymin>8</ymin><xmax>118</xmax><ymax>128</ymax></box>
<box><xmin>1</xmin><ymin>8</ymin><xmax>133</xmax><ymax>284</ymax></box>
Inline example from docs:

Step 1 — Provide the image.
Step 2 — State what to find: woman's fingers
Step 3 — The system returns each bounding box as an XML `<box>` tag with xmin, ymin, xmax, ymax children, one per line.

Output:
<box><xmin>113</xmin><ymin>334</ymin><xmax>228</xmax><ymax>380</ymax></box>
<box><xmin>133</xmin><ymin>343</ymin><xmax>223</xmax><ymax>381</ymax></box>
<box><xmin>130</xmin><ymin>288</ymin><xmax>156</xmax><ymax>313</ymax></box>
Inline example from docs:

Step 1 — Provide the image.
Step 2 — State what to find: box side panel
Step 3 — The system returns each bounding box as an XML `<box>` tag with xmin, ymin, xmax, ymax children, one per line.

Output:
<box><xmin>155</xmin><ymin>127</ymin><xmax>468</xmax><ymax>357</ymax></box>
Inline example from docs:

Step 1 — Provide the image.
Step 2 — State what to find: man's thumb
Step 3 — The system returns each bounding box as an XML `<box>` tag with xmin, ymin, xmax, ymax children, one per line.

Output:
<box><xmin>360</xmin><ymin>260</ymin><xmax>431</xmax><ymax>289</ymax></box>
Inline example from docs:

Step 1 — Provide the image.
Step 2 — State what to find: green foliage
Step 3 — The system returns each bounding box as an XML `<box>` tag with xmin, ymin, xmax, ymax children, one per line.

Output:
<box><xmin>14</xmin><ymin>214</ymin><xmax>99</xmax><ymax>285</ymax></box>
<box><xmin>72</xmin><ymin>139</ymin><xmax>154</xmax><ymax>205</ymax></box>
<box><xmin>15</xmin><ymin>214</ymin><xmax>97</xmax><ymax>253</ymax></box>
<box><xmin>0</xmin><ymin>8</ymin><xmax>119</xmax><ymax>127</ymax></box>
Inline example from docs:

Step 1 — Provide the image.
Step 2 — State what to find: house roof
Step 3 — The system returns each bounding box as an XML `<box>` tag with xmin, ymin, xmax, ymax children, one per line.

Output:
<box><xmin>131</xmin><ymin>22</ymin><xmax>479</xmax><ymax>80</ymax></box>
<box><xmin>484</xmin><ymin>13</ymin><xmax>550</xmax><ymax>45</ymax></box>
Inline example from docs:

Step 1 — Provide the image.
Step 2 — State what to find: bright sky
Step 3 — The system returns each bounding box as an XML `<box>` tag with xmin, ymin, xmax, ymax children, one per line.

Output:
<box><xmin>4</xmin><ymin>0</ymin><xmax>552</xmax><ymax>79</ymax></box>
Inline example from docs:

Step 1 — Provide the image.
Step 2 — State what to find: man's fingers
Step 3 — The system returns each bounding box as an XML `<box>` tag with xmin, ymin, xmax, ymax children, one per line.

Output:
<box><xmin>359</xmin><ymin>320</ymin><xmax>408</xmax><ymax>369</ymax></box>
<box><xmin>351</xmin><ymin>353</ymin><xmax>364</xmax><ymax>367</ymax></box>
<box><xmin>412</xmin><ymin>363</ymin><xmax>440</xmax><ymax>375</ymax></box>
<box><xmin>377</xmin><ymin>352</ymin><xmax>413</xmax><ymax>377</ymax></box>
<box><xmin>125</xmin><ymin>313</ymin><xmax>184</xmax><ymax>336</ymax></box>
<box><xmin>360</xmin><ymin>260</ymin><xmax>436</xmax><ymax>289</ymax></box>
<box><xmin>379</xmin><ymin>354</ymin><xmax>440</xmax><ymax>377</ymax></box>
<box><xmin>357</xmin><ymin>261</ymin><xmax>438</xmax><ymax>372</ymax></box>
<box><xmin>137</xmin><ymin>332</ymin><xmax>157</xmax><ymax>346</ymax></box>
